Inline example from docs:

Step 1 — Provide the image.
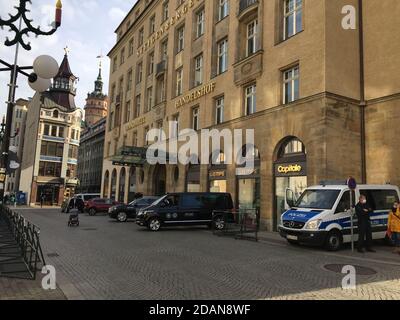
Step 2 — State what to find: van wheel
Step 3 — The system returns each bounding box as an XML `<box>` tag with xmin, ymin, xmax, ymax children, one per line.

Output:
<box><xmin>213</xmin><ymin>217</ymin><xmax>225</xmax><ymax>230</ymax></box>
<box><xmin>325</xmin><ymin>230</ymin><xmax>343</xmax><ymax>251</ymax></box>
<box><xmin>148</xmin><ymin>218</ymin><xmax>161</xmax><ymax>232</ymax></box>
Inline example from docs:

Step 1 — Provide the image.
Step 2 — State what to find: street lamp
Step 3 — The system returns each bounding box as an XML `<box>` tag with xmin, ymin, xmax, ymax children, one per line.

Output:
<box><xmin>0</xmin><ymin>0</ymin><xmax>63</xmax><ymax>202</ymax></box>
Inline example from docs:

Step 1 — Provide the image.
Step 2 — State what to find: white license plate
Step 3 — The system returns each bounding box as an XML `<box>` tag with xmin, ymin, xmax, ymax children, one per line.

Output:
<box><xmin>287</xmin><ymin>235</ymin><xmax>298</xmax><ymax>241</ymax></box>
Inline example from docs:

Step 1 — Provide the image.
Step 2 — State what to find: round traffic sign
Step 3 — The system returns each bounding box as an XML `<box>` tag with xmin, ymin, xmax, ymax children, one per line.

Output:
<box><xmin>347</xmin><ymin>177</ymin><xmax>357</xmax><ymax>190</ymax></box>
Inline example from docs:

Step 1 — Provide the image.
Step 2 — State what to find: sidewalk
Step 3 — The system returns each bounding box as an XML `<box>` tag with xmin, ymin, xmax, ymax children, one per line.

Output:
<box><xmin>0</xmin><ymin>276</ymin><xmax>67</xmax><ymax>300</ymax></box>
<box><xmin>257</xmin><ymin>231</ymin><xmax>400</xmax><ymax>266</ymax></box>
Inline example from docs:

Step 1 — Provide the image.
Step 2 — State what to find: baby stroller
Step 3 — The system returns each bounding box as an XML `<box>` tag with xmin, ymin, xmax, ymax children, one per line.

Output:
<box><xmin>67</xmin><ymin>198</ymin><xmax>84</xmax><ymax>227</ymax></box>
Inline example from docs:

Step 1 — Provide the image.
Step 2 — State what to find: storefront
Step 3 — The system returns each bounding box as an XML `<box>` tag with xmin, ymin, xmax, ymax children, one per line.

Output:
<box><xmin>36</xmin><ymin>184</ymin><xmax>60</xmax><ymax>206</ymax></box>
<box><xmin>208</xmin><ymin>152</ymin><xmax>227</xmax><ymax>193</ymax></box>
<box><xmin>274</xmin><ymin>137</ymin><xmax>308</xmax><ymax>231</ymax></box>
<box><xmin>236</xmin><ymin>146</ymin><xmax>261</xmax><ymax>211</ymax></box>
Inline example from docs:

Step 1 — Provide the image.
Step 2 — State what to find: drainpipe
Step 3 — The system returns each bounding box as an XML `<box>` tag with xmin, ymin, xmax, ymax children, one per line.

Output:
<box><xmin>358</xmin><ymin>0</ymin><xmax>367</xmax><ymax>184</ymax></box>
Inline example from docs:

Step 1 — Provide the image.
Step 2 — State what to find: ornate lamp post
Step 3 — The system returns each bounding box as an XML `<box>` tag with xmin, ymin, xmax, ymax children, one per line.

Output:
<box><xmin>0</xmin><ymin>0</ymin><xmax>62</xmax><ymax>202</ymax></box>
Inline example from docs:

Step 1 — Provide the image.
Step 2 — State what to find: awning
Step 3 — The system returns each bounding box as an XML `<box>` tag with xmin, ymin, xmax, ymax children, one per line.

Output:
<box><xmin>111</xmin><ymin>146</ymin><xmax>148</xmax><ymax>167</ymax></box>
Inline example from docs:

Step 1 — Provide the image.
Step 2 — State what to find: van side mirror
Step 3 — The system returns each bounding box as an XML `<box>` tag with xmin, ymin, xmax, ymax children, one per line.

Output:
<box><xmin>285</xmin><ymin>189</ymin><xmax>295</xmax><ymax>208</ymax></box>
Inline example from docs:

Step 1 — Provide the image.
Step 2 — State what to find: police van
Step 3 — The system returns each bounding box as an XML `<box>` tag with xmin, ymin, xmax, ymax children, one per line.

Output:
<box><xmin>278</xmin><ymin>182</ymin><xmax>400</xmax><ymax>251</ymax></box>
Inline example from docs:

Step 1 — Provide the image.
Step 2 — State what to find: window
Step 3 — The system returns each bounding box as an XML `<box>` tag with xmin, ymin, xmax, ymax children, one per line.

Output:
<box><xmin>132</xmin><ymin>131</ymin><xmax>138</xmax><ymax>147</ymax></box>
<box><xmin>113</xmin><ymin>57</ymin><xmax>117</xmax><ymax>72</ymax></box>
<box><xmin>44</xmin><ymin>124</ymin><xmax>50</xmax><ymax>136</ymax></box>
<box><xmin>247</xmin><ymin>19</ymin><xmax>258</xmax><ymax>56</ymax></box>
<box><xmin>53</xmin><ymin>110</ymin><xmax>59</xmax><ymax>118</ymax></box>
<box><xmin>192</xmin><ymin>107</ymin><xmax>199</xmax><ymax>131</ymax></box>
<box><xmin>284</xmin><ymin>0</ymin><xmax>303</xmax><ymax>40</ymax></box>
<box><xmin>144</xmin><ymin>126</ymin><xmax>150</xmax><ymax>145</ymax></box>
<box><xmin>359</xmin><ymin>190</ymin><xmax>400</xmax><ymax>211</ymax></box>
<box><xmin>127</xmin><ymin>69</ymin><xmax>133</xmax><ymax>92</ymax></box>
<box><xmin>111</xmin><ymin>84</ymin><xmax>116</xmax><ymax>102</ymax></box>
<box><xmin>58</xmin><ymin>126</ymin><xmax>64</xmax><ymax>138</ymax></box>
<box><xmin>148</xmin><ymin>52</ymin><xmax>155</xmax><ymax>75</ymax></box>
<box><xmin>120</xmin><ymin>48</ymin><xmax>125</xmax><ymax>65</ymax></box>
<box><xmin>39</xmin><ymin>162</ymin><xmax>62</xmax><ymax>177</ymax></box>
<box><xmin>335</xmin><ymin>191</ymin><xmax>354</xmax><ymax>214</ymax></box>
<box><xmin>138</xmin><ymin>27</ymin><xmax>144</xmax><ymax>47</ymax></box>
<box><xmin>125</xmin><ymin>101</ymin><xmax>131</xmax><ymax>123</ymax></box>
<box><xmin>171</xmin><ymin>114</ymin><xmax>179</xmax><ymax>138</ymax></box>
<box><xmin>194</xmin><ymin>54</ymin><xmax>203</xmax><ymax>86</ymax></box>
<box><xmin>218</xmin><ymin>0</ymin><xmax>229</xmax><ymax>21</ymax></box>
<box><xmin>283</xmin><ymin>138</ymin><xmax>305</xmax><ymax>155</ymax></box>
<box><xmin>135</xmin><ymin>95</ymin><xmax>141</xmax><ymax>118</ymax></box>
<box><xmin>245</xmin><ymin>84</ymin><xmax>256</xmax><ymax>115</ymax></box>
<box><xmin>51</xmin><ymin>125</ymin><xmax>57</xmax><ymax>137</ymax></box>
<box><xmin>162</xmin><ymin>1</ymin><xmax>169</xmax><ymax>21</ymax></box>
<box><xmin>149</xmin><ymin>15</ymin><xmax>156</xmax><ymax>34</ymax></box>
<box><xmin>40</xmin><ymin>141</ymin><xmax>64</xmax><ymax>157</ymax></box>
<box><xmin>217</xmin><ymin>38</ymin><xmax>228</xmax><ymax>74</ymax></box>
<box><xmin>176</xmin><ymin>68</ymin><xmax>183</xmax><ymax>96</ymax></box>
<box><xmin>196</xmin><ymin>8</ymin><xmax>205</xmax><ymax>38</ymax></box>
<box><xmin>283</xmin><ymin>65</ymin><xmax>299</xmax><ymax>104</ymax></box>
<box><xmin>128</xmin><ymin>38</ymin><xmax>134</xmax><ymax>56</ymax></box>
<box><xmin>177</xmin><ymin>26</ymin><xmax>185</xmax><ymax>52</ymax></box>
<box><xmin>68</xmin><ymin>145</ymin><xmax>78</xmax><ymax>159</ymax></box>
<box><xmin>137</xmin><ymin>62</ymin><xmax>143</xmax><ymax>84</ymax></box>
<box><xmin>161</xmin><ymin>39</ymin><xmax>168</xmax><ymax>61</ymax></box>
<box><xmin>146</xmin><ymin>87</ymin><xmax>153</xmax><ymax>111</ymax></box>
<box><xmin>215</xmin><ymin>96</ymin><xmax>224</xmax><ymax>124</ymax></box>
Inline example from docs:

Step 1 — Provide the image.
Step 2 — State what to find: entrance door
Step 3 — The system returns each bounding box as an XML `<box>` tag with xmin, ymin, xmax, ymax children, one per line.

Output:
<box><xmin>153</xmin><ymin>165</ymin><xmax>166</xmax><ymax>196</ymax></box>
<box><xmin>275</xmin><ymin>176</ymin><xmax>307</xmax><ymax>231</ymax></box>
<box><xmin>37</xmin><ymin>185</ymin><xmax>60</xmax><ymax>206</ymax></box>
<box><xmin>238</xmin><ymin>178</ymin><xmax>260</xmax><ymax>210</ymax></box>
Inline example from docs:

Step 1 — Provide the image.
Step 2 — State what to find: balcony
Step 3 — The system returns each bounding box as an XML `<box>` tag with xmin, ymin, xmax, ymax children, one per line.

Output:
<box><xmin>156</xmin><ymin>60</ymin><xmax>167</xmax><ymax>77</ymax></box>
<box><xmin>238</xmin><ymin>0</ymin><xmax>258</xmax><ymax>20</ymax></box>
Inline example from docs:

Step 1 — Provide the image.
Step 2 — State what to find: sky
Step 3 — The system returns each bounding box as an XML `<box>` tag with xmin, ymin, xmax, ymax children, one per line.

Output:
<box><xmin>0</xmin><ymin>0</ymin><xmax>137</xmax><ymax>116</ymax></box>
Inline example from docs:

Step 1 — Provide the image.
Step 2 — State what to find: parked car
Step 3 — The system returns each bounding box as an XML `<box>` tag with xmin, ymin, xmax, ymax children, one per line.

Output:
<box><xmin>109</xmin><ymin>196</ymin><xmax>160</xmax><ymax>222</ymax></box>
<box><xmin>136</xmin><ymin>193</ymin><xmax>234</xmax><ymax>232</ymax></box>
<box><xmin>75</xmin><ymin>193</ymin><xmax>101</xmax><ymax>207</ymax></box>
<box><xmin>86</xmin><ymin>198</ymin><xmax>119</xmax><ymax>216</ymax></box>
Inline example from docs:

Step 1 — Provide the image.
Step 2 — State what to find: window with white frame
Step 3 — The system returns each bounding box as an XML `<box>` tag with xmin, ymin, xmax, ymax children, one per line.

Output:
<box><xmin>138</xmin><ymin>27</ymin><xmax>144</xmax><ymax>47</ymax></box>
<box><xmin>137</xmin><ymin>62</ymin><xmax>143</xmax><ymax>83</ymax></box>
<box><xmin>215</xmin><ymin>96</ymin><xmax>224</xmax><ymax>124</ymax></box>
<box><xmin>194</xmin><ymin>54</ymin><xmax>203</xmax><ymax>86</ymax></box>
<box><xmin>284</xmin><ymin>0</ymin><xmax>303</xmax><ymax>39</ymax></box>
<box><xmin>283</xmin><ymin>65</ymin><xmax>299</xmax><ymax>103</ymax></box>
<box><xmin>171</xmin><ymin>114</ymin><xmax>180</xmax><ymax>138</ymax></box>
<box><xmin>135</xmin><ymin>95</ymin><xmax>141</xmax><ymax>118</ymax></box>
<box><xmin>192</xmin><ymin>107</ymin><xmax>200</xmax><ymax>131</ymax></box>
<box><xmin>176</xmin><ymin>68</ymin><xmax>183</xmax><ymax>96</ymax></box>
<box><xmin>147</xmin><ymin>87</ymin><xmax>153</xmax><ymax>111</ymax></box>
<box><xmin>162</xmin><ymin>1</ymin><xmax>169</xmax><ymax>21</ymax></box>
<box><xmin>218</xmin><ymin>0</ymin><xmax>229</xmax><ymax>21</ymax></box>
<box><xmin>196</xmin><ymin>8</ymin><xmax>205</xmax><ymax>38</ymax></box>
<box><xmin>148</xmin><ymin>52</ymin><xmax>155</xmax><ymax>75</ymax></box>
<box><xmin>247</xmin><ymin>19</ymin><xmax>258</xmax><ymax>56</ymax></box>
<box><xmin>217</xmin><ymin>38</ymin><xmax>228</xmax><ymax>74</ymax></box>
<box><xmin>177</xmin><ymin>26</ymin><xmax>185</xmax><ymax>52</ymax></box>
<box><xmin>149</xmin><ymin>15</ymin><xmax>156</xmax><ymax>34</ymax></box>
<box><xmin>245</xmin><ymin>84</ymin><xmax>256</xmax><ymax>115</ymax></box>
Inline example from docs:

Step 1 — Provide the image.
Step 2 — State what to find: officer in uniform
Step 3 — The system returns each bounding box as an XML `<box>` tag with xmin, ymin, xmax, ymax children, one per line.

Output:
<box><xmin>355</xmin><ymin>195</ymin><xmax>376</xmax><ymax>253</ymax></box>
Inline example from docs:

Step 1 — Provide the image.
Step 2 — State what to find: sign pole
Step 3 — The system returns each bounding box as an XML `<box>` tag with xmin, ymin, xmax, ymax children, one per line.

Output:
<box><xmin>347</xmin><ymin>177</ymin><xmax>357</xmax><ymax>253</ymax></box>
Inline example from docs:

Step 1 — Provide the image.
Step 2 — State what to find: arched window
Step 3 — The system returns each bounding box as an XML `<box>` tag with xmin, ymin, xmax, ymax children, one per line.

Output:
<box><xmin>278</xmin><ymin>138</ymin><xmax>306</xmax><ymax>158</ymax></box>
<box><xmin>119</xmin><ymin>168</ymin><xmax>126</xmax><ymax>203</ymax></box>
<box><xmin>53</xmin><ymin>110</ymin><xmax>59</xmax><ymax>118</ymax></box>
<box><xmin>103</xmin><ymin>171</ymin><xmax>110</xmax><ymax>198</ymax></box>
<box><xmin>111</xmin><ymin>169</ymin><xmax>117</xmax><ymax>201</ymax></box>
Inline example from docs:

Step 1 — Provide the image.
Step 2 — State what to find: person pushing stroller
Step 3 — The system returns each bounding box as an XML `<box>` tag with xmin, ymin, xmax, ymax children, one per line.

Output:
<box><xmin>67</xmin><ymin>197</ymin><xmax>84</xmax><ymax>227</ymax></box>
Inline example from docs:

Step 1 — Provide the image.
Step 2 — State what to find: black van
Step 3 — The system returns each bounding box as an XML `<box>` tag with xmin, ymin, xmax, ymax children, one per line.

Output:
<box><xmin>136</xmin><ymin>193</ymin><xmax>234</xmax><ymax>232</ymax></box>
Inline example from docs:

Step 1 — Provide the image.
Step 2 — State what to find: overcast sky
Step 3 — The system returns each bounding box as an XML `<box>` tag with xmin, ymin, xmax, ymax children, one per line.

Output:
<box><xmin>0</xmin><ymin>0</ymin><xmax>137</xmax><ymax>116</ymax></box>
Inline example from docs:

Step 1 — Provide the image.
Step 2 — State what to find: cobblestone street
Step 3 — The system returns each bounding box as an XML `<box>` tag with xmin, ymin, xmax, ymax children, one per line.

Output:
<box><xmin>2</xmin><ymin>208</ymin><xmax>400</xmax><ymax>300</ymax></box>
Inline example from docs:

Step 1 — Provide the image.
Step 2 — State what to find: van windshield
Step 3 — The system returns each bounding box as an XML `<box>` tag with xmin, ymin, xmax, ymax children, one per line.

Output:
<box><xmin>295</xmin><ymin>189</ymin><xmax>341</xmax><ymax>210</ymax></box>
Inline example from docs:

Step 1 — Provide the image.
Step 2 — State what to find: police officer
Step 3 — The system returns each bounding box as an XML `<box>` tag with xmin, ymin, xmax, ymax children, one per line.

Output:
<box><xmin>355</xmin><ymin>195</ymin><xmax>376</xmax><ymax>253</ymax></box>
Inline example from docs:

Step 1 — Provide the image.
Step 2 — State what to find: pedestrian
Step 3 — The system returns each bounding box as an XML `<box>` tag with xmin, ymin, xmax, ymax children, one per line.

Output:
<box><xmin>40</xmin><ymin>193</ymin><xmax>45</xmax><ymax>208</ymax></box>
<box><xmin>387</xmin><ymin>201</ymin><xmax>400</xmax><ymax>254</ymax></box>
<box><xmin>355</xmin><ymin>195</ymin><xmax>376</xmax><ymax>253</ymax></box>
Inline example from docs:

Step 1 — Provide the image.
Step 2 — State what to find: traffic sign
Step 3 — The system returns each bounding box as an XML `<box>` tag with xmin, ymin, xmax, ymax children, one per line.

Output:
<box><xmin>347</xmin><ymin>177</ymin><xmax>357</xmax><ymax>190</ymax></box>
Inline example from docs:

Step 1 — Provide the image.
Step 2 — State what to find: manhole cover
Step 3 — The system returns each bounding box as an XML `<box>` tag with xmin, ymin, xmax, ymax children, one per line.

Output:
<box><xmin>324</xmin><ymin>264</ymin><xmax>377</xmax><ymax>276</ymax></box>
<box><xmin>82</xmin><ymin>228</ymin><xmax>98</xmax><ymax>231</ymax></box>
<box><xmin>47</xmin><ymin>253</ymin><xmax>59</xmax><ymax>258</ymax></box>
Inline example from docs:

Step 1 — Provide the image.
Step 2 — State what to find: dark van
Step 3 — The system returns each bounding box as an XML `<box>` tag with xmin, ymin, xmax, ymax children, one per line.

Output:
<box><xmin>136</xmin><ymin>193</ymin><xmax>234</xmax><ymax>232</ymax></box>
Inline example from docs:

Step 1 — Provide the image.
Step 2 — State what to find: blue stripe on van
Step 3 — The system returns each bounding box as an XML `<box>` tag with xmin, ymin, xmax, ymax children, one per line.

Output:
<box><xmin>282</xmin><ymin>210</ymin><xmax>322</xmax><ymax>223</ymax></box>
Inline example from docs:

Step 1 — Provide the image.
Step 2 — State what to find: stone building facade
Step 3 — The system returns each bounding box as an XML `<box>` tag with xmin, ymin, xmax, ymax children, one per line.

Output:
<box><xmin>101</xmin><ymin>0</ymin><xmax>400</xmax><ymax>230</ymax></box>
<box><xmin>20</xmin><ymin>53</ymin><xmax>83</xmax><ymax>206</ymax></box>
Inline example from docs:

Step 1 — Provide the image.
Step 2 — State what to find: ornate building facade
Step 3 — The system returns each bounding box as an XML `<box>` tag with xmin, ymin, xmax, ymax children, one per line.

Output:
<box><xmin>20</xmin><ymin>52</ymin><xmax>83</xmax><ymax>206</ymax></box>
<box><xmin>101</xmin><ymin>0</ymin><xmax>400</xmax><ymax>230</ymax></box>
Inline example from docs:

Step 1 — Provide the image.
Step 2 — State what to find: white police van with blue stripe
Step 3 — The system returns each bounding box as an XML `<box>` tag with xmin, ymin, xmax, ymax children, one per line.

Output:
<box><xmin>278</xmin><ymin>182</ymin><xmax>400</xmax><ymax>251</ymax></box>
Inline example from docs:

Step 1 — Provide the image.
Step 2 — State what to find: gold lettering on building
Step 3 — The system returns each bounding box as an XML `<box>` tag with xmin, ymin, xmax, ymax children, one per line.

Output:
<box><xmin>127</xmin><ymin>117</ymin><xmax>146</xmax><ymax>131</ymax></box>
<box><xmin>136</xmin><ymin>0</ymin><xmax>200</xmax><ymax>57</ymax></box>
<box><xmin>278</xmin><ymin>165</ymin><xmax>303</xmax><ymax>174</ymax></box>
<box><xmin>175</xmin><ymin>83</ymin><xmax>216</xmax><ymax>108</ymax></box>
